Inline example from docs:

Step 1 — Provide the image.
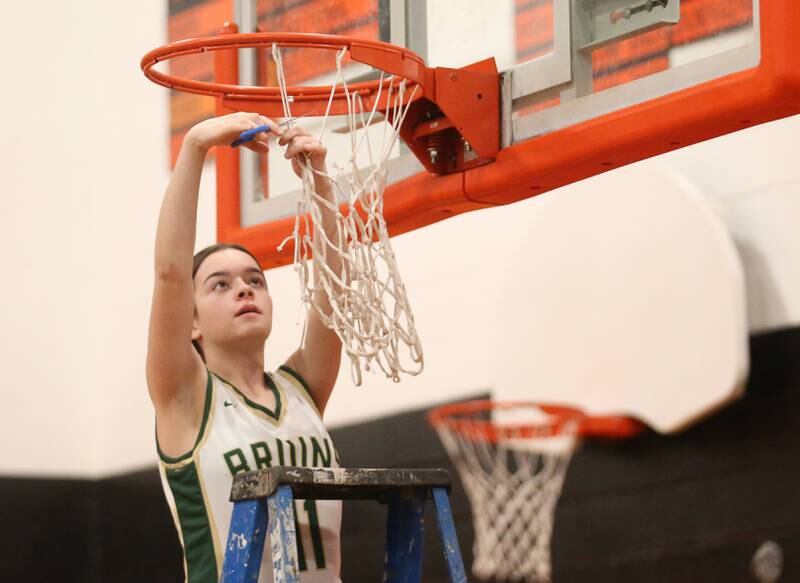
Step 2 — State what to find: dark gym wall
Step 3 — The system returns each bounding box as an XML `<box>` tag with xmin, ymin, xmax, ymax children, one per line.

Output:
<box><xmin>1</xmin><ymin>327</ymin><xmax>798</xmax><ymax>583</ymax></box>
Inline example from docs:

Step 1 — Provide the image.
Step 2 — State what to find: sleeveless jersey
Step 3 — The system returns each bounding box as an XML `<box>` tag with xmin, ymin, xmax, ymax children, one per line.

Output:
<box><xmin>157</xmin><ymin>365</ymin><xmax>342</xmax><ymax>583</ymax></box>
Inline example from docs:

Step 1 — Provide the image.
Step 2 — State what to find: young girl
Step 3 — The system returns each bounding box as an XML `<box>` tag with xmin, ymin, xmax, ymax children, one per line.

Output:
<box><xmin>147</xmin><ymin>112</ymin><xmax>343</xmax><ymax>583</ymax></box>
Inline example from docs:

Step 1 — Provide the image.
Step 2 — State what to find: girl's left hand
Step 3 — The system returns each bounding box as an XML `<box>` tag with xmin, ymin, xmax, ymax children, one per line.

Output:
<box><xmin>278</xmin><ymin>127</ymin><xmax>327</xmax><ymax>178</ymax></box>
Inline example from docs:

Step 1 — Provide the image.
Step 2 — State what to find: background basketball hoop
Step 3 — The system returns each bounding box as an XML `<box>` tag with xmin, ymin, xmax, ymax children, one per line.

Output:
<box><xmin>428</xmin><ymin>400</ymin><xmax>645</xmax><ymax>582</ymax></box>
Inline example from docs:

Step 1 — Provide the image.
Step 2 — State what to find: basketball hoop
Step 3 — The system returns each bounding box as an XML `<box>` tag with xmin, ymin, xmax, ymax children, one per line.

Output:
<box><xmin>428</xmin><ymin>400</ymin><xmax>644</xmax><ymax>582</ymax></box>
<box><xmin>140</xmin><ymin>32</ymin><xmax>430</xmax><ymax>117</ymax></box>
<box><xmin>142</xmin><ymin>32</ymin><xmax>442</xmax><ymax>384</ymax></box>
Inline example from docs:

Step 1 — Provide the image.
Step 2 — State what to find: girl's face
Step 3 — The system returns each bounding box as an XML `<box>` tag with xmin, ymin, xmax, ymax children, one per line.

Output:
<box><xmin>192</xmin><ymin>248</ymin><xmax>273</xmax><ymax>351</ymax></box>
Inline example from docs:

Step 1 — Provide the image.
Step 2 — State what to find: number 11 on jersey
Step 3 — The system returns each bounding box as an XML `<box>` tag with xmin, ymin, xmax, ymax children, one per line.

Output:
<box><xmin>294</xmin><ymin>499</ymin><xmax>326</xmax><ymax>571</ymax></box>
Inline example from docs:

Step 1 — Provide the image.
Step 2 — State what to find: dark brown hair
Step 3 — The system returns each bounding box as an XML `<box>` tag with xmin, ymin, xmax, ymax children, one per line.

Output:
<box><xmin>191</xmin><ymin>243</ymin><xmax>265</xmax><ymax>362</ymax></box>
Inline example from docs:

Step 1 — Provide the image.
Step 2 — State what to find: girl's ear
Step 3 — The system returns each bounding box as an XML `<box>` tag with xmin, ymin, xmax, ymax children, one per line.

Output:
<box><xmin>191</xmin><ymin>314</ymin><xmax>201</xmax><ymax>342</ymax></box>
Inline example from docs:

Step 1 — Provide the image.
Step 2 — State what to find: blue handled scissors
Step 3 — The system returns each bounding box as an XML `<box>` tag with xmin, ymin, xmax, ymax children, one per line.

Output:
<box><xmin>229</xmin><ymin>117</ymin><xmax>301</xmax><ymax>148</ymax></box>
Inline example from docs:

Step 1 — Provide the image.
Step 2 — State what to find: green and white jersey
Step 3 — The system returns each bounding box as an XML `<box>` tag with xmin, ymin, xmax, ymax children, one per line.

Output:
<box><xmin>158</xmin><ymin>366</ymin><xmax>341</xmax><ymax>583</ymax></box>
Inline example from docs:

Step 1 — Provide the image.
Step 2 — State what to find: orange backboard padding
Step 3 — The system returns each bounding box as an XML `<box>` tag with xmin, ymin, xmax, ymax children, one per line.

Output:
<box><xmin>217</xmin><ymin>1</ymin><xmax>800</xmax><ymax>270</ymax></box>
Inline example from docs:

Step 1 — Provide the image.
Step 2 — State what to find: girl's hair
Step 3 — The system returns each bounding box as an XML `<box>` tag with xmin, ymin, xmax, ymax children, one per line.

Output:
<box><xmin>191</xmin><ymin>243</ymin><xmax>264</xmax><ymax>362</ymax></box>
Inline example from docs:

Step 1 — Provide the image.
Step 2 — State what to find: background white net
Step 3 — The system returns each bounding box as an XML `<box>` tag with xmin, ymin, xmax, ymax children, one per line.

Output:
<box><xmin>433</xmin><ymin>404</ymin><xmax>579</xmax><ymax>582</ymax></box>
<box><xmin>271</xmin><ymin>44</ymin><xmax>424</xmax><ymax>385</ymax></box>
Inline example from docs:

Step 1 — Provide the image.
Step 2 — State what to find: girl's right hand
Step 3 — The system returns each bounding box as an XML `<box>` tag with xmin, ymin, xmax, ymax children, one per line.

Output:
<box><xmin>184</xmin><ymin>112</ymin><xmax>282</xmax><ymax>154</ymax></box>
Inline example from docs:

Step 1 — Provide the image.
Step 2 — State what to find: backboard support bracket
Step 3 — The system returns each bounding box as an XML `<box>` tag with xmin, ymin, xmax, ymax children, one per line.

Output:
<box><xmin>577</xmin><ymin>0</ymin><xmax>680</xmax><ymax>51</ymax></box>
<box><xmin>399</xmin><ymin>58</ymin><xmax>500</xmax><ymax>174</ymax></box>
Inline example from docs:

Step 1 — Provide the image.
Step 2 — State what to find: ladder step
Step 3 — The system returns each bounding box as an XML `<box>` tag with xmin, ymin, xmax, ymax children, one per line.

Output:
<box><xmin>230</xmin><ymin>467</ymin><xmax>451</xmax><ymax>502</ymax></box>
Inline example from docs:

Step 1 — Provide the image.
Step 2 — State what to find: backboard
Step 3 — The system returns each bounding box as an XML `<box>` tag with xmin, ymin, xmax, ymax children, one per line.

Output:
<box><xmin>214</xmin><ymin>0</ymin><xmax>800</xmax><ymax>269</ymax></box>
<box><xmin>492</xmin><ymin>162</ymin><xmax>749</xmax><ymax>434</ymax></box>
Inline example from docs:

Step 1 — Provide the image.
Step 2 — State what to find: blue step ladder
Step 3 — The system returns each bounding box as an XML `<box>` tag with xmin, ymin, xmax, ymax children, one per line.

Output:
<box><xmin>220</xmin><ymin>467</ymin><xmax>467</xmax><ymax>582</ymax></box>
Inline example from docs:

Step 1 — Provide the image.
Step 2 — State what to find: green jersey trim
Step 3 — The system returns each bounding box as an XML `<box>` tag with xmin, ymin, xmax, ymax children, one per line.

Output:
<box><xmin>213</xmin><ymin>371</ymin><xmax>284</xmax><ymax>423</ymax></box>
<box><xmin>164</xmin><ymin>460</ymin><xmax>219</xmax><ymax>583</ymax></box>
<box><xmin>157</xmin><ymin>371</ymin><xmax>214</xmax><ymax>464</ymax></box>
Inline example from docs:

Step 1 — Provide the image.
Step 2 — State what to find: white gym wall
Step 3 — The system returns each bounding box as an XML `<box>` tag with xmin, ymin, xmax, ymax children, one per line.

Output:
<box><xmin>1</xmin><ymin>0</ymin><xmax>799</xmax><ymax>480</ymax></box>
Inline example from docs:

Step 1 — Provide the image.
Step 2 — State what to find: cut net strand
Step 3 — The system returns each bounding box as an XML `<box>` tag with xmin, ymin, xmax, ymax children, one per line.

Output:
<box><xmin>272</xmin><ymin>43</ymin><xmax>424</xmax><ymax>385</ymax></box>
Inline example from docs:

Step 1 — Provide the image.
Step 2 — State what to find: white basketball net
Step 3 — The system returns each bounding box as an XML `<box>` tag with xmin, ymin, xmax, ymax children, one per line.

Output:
<box><xmin>434</xmin><ymin>408</ymin><xmax>579</xmax><ymax>582</ymax></box>
<box><xmin>271</xmin><ymin>44</ymin><xmax>424</xmax><ymax>385</ymax></box>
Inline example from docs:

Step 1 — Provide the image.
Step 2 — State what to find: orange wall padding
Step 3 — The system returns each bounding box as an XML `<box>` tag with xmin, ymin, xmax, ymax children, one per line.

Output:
<box><xmin>515</xmin><ymin>0</ymin><xmax>553</xmax><ymax>61</ymax></box>
<box><xmin>258</xmin><ymin>0</ymin><xmax>378</xmax><ymax>85</ymax></box>
<box><xmin>167</xmin><ymin>0</ymin><xmax>232</xmax><ymax>166</ymax></box>
<box><xmin>167</xmin><ymin>0</ymin><xmax>377</xmax><ymax>165</ymax></box>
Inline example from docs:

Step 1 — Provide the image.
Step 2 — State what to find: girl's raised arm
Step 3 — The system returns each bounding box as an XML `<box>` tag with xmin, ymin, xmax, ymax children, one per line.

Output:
<box><xmin>146</xmin><ymin>113</ymin><xmax>278</xmax><ymax>412</ymax></box>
